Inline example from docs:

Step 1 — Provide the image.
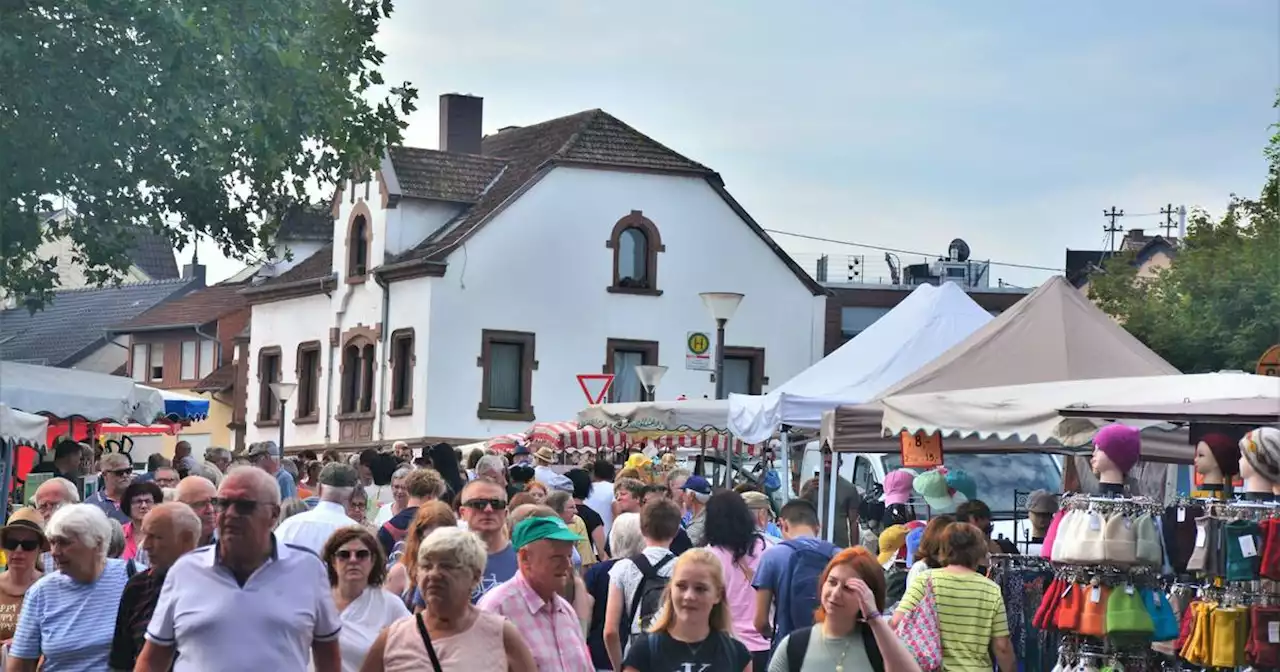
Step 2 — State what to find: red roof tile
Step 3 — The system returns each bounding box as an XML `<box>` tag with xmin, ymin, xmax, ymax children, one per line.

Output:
<box><xmin>113</xmin><ymin>283</ymin><xmax>248</xmax><ymax>330</ymax></box>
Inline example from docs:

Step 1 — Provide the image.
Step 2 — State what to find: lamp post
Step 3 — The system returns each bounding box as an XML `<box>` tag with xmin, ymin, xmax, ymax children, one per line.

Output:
<box><xmin>635</xmin><ymin>364</ymin><xmax>669</xmax><ymax>402</ymax></box>
<box><xmin>698</xmin><ymin>292</ymin><xmax>744</xmax><ymax>400</ymax></box>
<box><xmin>268</xmin><ymin>381</ymin><xmax>297</xmax><ymax>458</ymax></box>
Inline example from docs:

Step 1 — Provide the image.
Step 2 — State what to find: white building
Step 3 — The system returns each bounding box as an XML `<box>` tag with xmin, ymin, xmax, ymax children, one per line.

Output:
<box><xmin>242</xmin><ymin>94</ymin><xmax>826</xmax><ymax>450</ymax></box>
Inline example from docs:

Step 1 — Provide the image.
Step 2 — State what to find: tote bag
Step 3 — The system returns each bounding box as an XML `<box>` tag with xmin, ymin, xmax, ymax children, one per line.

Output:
<box><xmin>894</xmin><ymin>574</ymin><xmax>943</xmax><ymax>671</ymax></box>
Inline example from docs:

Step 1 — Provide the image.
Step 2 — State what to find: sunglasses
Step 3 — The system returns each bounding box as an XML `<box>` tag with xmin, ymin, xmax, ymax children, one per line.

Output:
<box><xmin>108</xmin><ymin>468</ymin><xmax>134</xmax><ymax>477</ymax></box>
<box><xmin>1</xmin><ymin>538</ymin><xmax>39</xmax><ymax>552</ymax></box>
<box><xmin>335</xmin><ymin>549</ymin><xmax>372</xmax><ymax>561</ymax></box>
<box><xmin>212</xmin><ymin>498</ymin><xmax>266</xmax><ymax>515</ymax></box>
<box><xmin>462</xmin><ymin>498</ymin><xmax>507</xmax><ymax>512</ymax></box>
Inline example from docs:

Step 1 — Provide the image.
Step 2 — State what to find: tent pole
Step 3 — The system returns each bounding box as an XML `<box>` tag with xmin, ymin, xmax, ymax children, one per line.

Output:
<box><xmin>816</xmin><ymin>443</ymin><xmax>826</xmax><ymax>540</ymax></box>
<box><xmin>826</xmin><ymin>450</ymin><xmax>840</xmax><ymax>545</ymax></box>
<box><xmin>778</xmin><ymin>426</ymin><xmax>790</xmax><ymax>500</ymax></box>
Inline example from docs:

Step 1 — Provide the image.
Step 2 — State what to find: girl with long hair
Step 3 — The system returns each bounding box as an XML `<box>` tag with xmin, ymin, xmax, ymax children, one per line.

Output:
<box><xmin>770</xmin><ymin>547</ymin><xmax>921</xmax><ymax>672</ymax></box>
<box><xmin>703</xmin><ymin>491</ymin><xmax>772</xmax><ymax>670</ymax></box>
<box><xmin>622</xmin><ymin>549</ymin><xmax>751</xmax><ymax>672</ymax></box>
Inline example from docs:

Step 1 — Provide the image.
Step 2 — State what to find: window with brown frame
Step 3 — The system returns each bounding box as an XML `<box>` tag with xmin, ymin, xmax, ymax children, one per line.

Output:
<box><xmin>256</xmin><ymin>347</ymin><xmax>282</xmax><ymax>424</ymax></box>
<box><xmin>604</xmin><ymin>338</ymin><xmax>660</xmax><ymax>403</ymax></box>
<box><xmin>721</xmin><ymin>346</ymin><xmax>767</xmax><ymax>396</ymax></box>
<box><xmin>295</xmin><ymin>341</ymin><xmax>321</xmax><ymax>422</ymax></box>
<box><xmin>477</xmin><ymin>330</ymin><xmax>536</xmax><ymax>421</ymax></box>
<box><xmin>389</xmin><ymin>329</ymin><xmax>414</xmax><ymax>414</ymax></box>
<box><xmin>605</xmin><ymin>211</ymin><xmax>664</xmax><ymax>296</ymax></box>
<box><xmin>347</xmin><ymin>215</ymin><xmax>369</xmax><ymax>280</ymax></box>
<box><xmin>339</xmin><ymin>338</ymin><xmax>377</xmax><ymax>415</ymax></box>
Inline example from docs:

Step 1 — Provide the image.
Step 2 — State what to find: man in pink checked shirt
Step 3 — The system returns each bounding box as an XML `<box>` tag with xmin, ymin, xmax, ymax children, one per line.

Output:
<box><xmin>478</xmin><ymin>516</ymin><xmax>594</xmax><ymax>672</ymax></box>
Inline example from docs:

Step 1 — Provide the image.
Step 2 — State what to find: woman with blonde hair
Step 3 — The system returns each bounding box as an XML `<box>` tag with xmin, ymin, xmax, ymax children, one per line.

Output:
<box><xmin>383</xmin><ymin>501</ymin><xmax>457</xmax><ymax>604</ymax></box>
<box><xmin>622</xmin><ymin>548</ymin><xmax>751</xmax><ymax>672</ymax></box>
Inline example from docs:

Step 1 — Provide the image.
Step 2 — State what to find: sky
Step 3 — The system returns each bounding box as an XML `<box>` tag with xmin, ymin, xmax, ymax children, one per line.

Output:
<box><xmin>185</xmin><ymin>1</ymin><xmax>1280</xmax><ymax>288</ymax></box>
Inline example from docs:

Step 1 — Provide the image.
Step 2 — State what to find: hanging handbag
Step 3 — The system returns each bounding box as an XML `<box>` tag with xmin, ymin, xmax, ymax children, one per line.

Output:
<box><xmin>893</xmin><ymin>573</ymin><xmax>944</xmax><ymax>671</ymax></box>
<box><xmin>415</xmin><ymin>613</ymin><xmax>445</xmax><ymax>672</ymax></box>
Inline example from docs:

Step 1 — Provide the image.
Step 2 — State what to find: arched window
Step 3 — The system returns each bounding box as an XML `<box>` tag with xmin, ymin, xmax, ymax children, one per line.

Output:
<box><xmin>347</xmin><ymin>214</ymin><xmax>369</xmax><ymax>280</ymax></box>
<box><xmin>606</xmin><ymin>211</ymin><xmax>664</xmax><ymax>296</ymax></box>
<box><xmin>340</xmin><ymin>344</ymin><xmax>361</xmax><ymax>414</ymax></box>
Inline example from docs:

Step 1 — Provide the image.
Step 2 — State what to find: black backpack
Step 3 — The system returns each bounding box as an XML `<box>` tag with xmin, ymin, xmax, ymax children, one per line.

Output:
<box><xmin>785</xmin><ymin>626</ymin><xmax>884</xmax><ymax>672</ymax></box>
<box><xmin>627</xmin><ymin>553</ymin><xmax>675</xmax><ymax>641</ymax></box>
<box><xmin>778</xmin><ymin>538</ymin><xmax>838</xmax><ymax>632</ymax></box>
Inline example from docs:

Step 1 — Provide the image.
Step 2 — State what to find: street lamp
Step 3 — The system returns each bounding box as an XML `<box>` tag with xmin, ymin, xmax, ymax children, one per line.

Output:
<box><xmin>699</xmin><ymin>292</ymin><xmax>744</xmax><ymax>400</ymax></box>
<box><xmin>635</xmin><ymin>365</ymin><xmax>668</xmax><ymax>402</ymax></box>
<box><xmin>268</xmin><ymin>381</ymin><xmax>297</xmax><ymax>458</ymax></box>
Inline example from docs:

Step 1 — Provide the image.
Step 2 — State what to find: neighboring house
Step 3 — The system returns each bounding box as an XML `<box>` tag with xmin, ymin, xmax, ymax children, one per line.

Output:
<box><xmin>241</xmin><ymin>93</ymin><xmax>827</xmax><ymax>451</ymax></box>
<box><xmin>1</xmin><ymin>209</ymin><xmax>181</xmax><ymax>307</ymax></box>
<box><xmin>0</xmin><ymin>274</ymin><xmax>200</xmax><ymax>374</ymax></box>
<box><xmin>111</xmin><ymin>275</ymin><xmax>251</xmax><ymax>455</ymax></box>
<box><xmin>1066</xmin><ymin>228</ymin><xmax>1178</xmax><ymax>296</ymax></box>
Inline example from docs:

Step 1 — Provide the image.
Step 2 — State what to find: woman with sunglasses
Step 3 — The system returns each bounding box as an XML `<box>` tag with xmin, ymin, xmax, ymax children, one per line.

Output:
<box><xmin>322</xmin><ymin>526</ymin><xmax>410</xmax><ymax>672</ymax></box>
<box><xmin>120</xmin><ymin>481</ymin><xmax>163</xmax><ymax>565</ymax></box>
<box><xmin>0</xmin><ymin>508</ymin><xmax>46</xmax><ymax>643</ymax></box>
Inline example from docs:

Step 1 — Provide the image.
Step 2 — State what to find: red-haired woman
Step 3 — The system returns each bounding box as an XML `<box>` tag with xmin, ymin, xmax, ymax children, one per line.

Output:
<box><xmin>769</xmin><ymin>547</ymin><xmax>920</xmax><ymax>672</ymax></box>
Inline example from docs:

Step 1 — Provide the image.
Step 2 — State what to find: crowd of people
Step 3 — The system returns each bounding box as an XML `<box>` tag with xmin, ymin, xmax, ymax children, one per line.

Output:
<box><xmin>0</xmin><ymin>438</ymin><xmax>1048</xmax><ymax>671</ymax></box>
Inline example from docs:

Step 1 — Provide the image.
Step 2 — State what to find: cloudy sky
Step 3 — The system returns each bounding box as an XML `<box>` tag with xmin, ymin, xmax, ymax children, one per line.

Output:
<box><xmin>188</xmin><ymin>1</ymin><xmax>1279</xmax><ymax>287</ymax></box>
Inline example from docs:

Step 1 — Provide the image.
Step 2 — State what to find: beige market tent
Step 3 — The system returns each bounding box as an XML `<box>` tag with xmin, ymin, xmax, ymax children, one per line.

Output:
<box><xmin>820</xmin><ymin>276</ymin><xmax>1194</xmax><ymax>462</ymax></box>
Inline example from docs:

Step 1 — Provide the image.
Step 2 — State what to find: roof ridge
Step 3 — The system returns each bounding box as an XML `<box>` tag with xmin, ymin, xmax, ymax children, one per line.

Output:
<box><xmin>390</xmin><ymin>145</ymin><xmax>508</xmax><ymax>162</ymax></box>
<box><xmin>34</xmin><ymin>276</ymin><xmax>194</xmax><ymax>298</ymax></box>
<box><xmin>487</xmin><ymin>108</ymin><xmax>601</xmax><ymax>141</ymax></box>
<box><xmin>550</xmin><ymin>110</ymin><xmax>602</xmax><ymax>161</ymax></box>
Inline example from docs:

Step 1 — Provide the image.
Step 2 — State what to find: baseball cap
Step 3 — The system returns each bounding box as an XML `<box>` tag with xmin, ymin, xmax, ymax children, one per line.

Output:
<box><xmin>318</xmin><ymin>463</ymin><xmax>360</xmax><ymax>488</ymax></box>
<box><xmin>682</xmin><ymin>475</ymin><xmax>712</xmax><ymax>496</ymax></box>
<box><xmin>877</xmin><ymin>524</ymin><xmax>909</xmax><ymax>565</ymax></box>
<box><xmin>246</xmin><ymin>441</ymin><xmax>278</xmax><ymax>459</ymax></box>
<box><xmin>511</xmin><ymin>516</ymin><xmax>584</xmax><ymax>550</ymax></box>
<box><xmin>882</xmin><ymin>469</ymin><xmax>916</xmax><ymax>506</ymax></box>
<box><xmin>1026</xmin><ymin>490</ymin><xmax>1059</xmax><ymax>515</ymax></box>
<box><xmin>741</xmin><ymin>491</ymin><xmax>772</xmax><ymax>511</ymax></box>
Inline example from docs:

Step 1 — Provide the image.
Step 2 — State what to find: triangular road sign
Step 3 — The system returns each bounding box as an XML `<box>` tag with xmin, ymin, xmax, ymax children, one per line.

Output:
<box><xmin>577</xmin><ymin>374</ymin><xmax>615</xmax><ymax>405</ymax></box>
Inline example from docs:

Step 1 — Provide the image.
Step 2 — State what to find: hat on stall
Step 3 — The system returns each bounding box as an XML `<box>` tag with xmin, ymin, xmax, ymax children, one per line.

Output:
<box><xmin>944</xmin><ymin>469</ymin><xmax>978</xmax><ymax>502</ymax></box>
<box><xmin>877</xmin><ymin>524</ymin><xmax>909</xmax><ymax>565</ymax></box>
<box><xmin>511</xmin><ymin>516</ymin><xmax>584</xmax><ymax>550</ymax></box>
<box><xmin>318</xmin><ymin>463</ymin><xmax>360</xmax><ymax>489</ymax></box>
<box><xmin>1240</xmin><ymin>427</ymin><xmax>1280</xmax><ymax>483</ymax></box>
<box><xmin>0</xmin><ymin>508</ymin><xmax>48</xmax><ymax>551</ymax></box>
<box><xmin>1094</xmin><ymin>424</ymin><xmax>1142</xmax><ymax>474</ymax></box>
<box><xmin>904</xmin><ymin>526</ymin><xmax>926</xmax><ymax>563</ymax></box>
<box><xmin>1027</xmin><ymin>490</ymin><xmax>1060</xmax><ymax>515</ymax></box>
<box><xmin>882</xmin><ymin>469</ymin><xmax>916</xmax><ymax>506</ymax></box>
<box><xmin>1198</xmin><ymin>432</ymin><xmax>1243</xmax><ymax>478</ymax></box>
<box><xmin>913</xmin><ymin>467</ymin><xmax>967</xmax><ymax>513</ymax></box>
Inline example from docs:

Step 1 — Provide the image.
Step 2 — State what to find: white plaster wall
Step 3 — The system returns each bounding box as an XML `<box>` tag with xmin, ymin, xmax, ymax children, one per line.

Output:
<box><xmin>69</xmin><ymin>338</ymin><xmax>128</xmax><ymax>373</ymax></box>
<box><xmin>382</xmin><ymin>276</ymin><xmax>433</xmax><ymax>440</ymax></box>
<box><xmin>385</xmin><ymin>200</ymin><xmax>463</xmax><ymax>257</ymax></box>
<box><xmin>244</xmin><ymin>293</ymin><xmax>333</xmax><ymax>448</ymax></box>
<box><xmin>422</xmin><ymin>166</ymin><xmax>824</xmax><ymax>440</ymax></box>
<box><xmin>275</xmin><ymin>240</ymin><xmax>325</xmax><ymax>274</ymax></box>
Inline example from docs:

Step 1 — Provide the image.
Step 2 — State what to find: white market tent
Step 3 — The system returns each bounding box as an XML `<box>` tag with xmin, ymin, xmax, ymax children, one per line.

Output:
<box><xmin>728</xmin><ymin>282</ymin><xmax>994</xmax><ymax>444</ymax></box>
<box><xmin>820</xmin><ymin>276</ymin><xmax>1196</xmax><ymax>462</ymax></box>
<box><xmin>0</xmin><ymin>403</ymin><xmax>48</xmax><ymax>448</ymax></box>
<box><xmin>878</xmin><ymin>372</ymin><xmax>1280</xmax><ymax>448</ymax></box>
<box><xmin>579</xmin><ymin>399</ymin><xmax>735</xmax><ymax>434</ymax></box>
<box><xmin>0</xmin><ymin>361</ymin><xmax>165</xmax><ymax>425</ymax></box>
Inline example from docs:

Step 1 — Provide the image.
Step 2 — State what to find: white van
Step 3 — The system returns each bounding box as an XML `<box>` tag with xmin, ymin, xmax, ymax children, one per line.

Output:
<box><xmin>788</xmin><ymin>442</ymin><xmax>1062</xmax><ymax>551</ymax></box>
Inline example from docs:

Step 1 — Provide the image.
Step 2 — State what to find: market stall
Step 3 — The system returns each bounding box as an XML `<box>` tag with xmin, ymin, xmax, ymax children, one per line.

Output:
<box><xmin>0</xmin><ymin>360</ymin><xmax>164</xmax><ymax>424</ymax></box>
<box><xmin>0</xmin><ymin>404</ymin><xmax>46</xmax><ymax>450</ymax></box>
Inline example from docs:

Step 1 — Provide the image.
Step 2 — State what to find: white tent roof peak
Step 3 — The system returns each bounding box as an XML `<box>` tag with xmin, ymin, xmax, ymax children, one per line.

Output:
<box><xmin>727</xmin><ymin>281</ymin><xmax>993</xmax><ymax>443</ymax></box>
<box><xmin>878</xmin><ymin>276</ymin><xmax>1179</xmax><ymax>399</ymax></box>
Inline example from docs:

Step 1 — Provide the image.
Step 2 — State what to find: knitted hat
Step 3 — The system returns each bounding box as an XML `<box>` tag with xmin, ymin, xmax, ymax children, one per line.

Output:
<box><xmin>1198</xmin><ymin>432</ymin><xmax>1242</xmax><ymax>478</ymax></box>
<box><xmin>1240</xmin><ymin>427</ymin><xmax>1280</xmax><ymax>483</ymax></box>
<box><xmin>882</xmin><ymin>469</ymin><xmax>916</xmax><ymax>505</ymax></box>
<box><xmin>1094</xmin><ymin>424</ymin><xmax>1141</xmax><ymax>474</ymax></box>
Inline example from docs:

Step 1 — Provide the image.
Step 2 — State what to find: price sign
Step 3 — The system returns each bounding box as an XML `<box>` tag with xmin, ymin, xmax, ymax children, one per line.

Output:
<box><xmin>899</xmin><ymin>430</ymin><xmax>943</xmax><ymax>468</ymax></box>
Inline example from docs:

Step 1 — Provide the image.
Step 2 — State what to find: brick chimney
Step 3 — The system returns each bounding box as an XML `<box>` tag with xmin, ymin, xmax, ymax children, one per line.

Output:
<box><xmin>439</xmin><ymin>93</ymin><xmax>483</xmax><ymax>154</ymax></box>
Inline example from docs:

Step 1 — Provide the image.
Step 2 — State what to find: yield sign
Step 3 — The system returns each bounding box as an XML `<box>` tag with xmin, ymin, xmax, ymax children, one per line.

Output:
<box><xmin>577</xmin><ymin>374</ymin><xmax>614</xmax><ymax>405</ymax></box>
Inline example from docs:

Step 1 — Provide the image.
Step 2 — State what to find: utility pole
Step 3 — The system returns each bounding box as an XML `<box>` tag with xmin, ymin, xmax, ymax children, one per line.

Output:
<box><xmin>1159</xmin><ymin>204</ymin><xmax>1178</xmax><ymax>239</ymax></box>
<box><xmin>1103</xmin><ymin>206</ymin><xmax>1125</xmax><ymax>253</ymax></box>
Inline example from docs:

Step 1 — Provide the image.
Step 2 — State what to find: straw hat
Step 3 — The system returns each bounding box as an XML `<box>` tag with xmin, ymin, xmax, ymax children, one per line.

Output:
<box><xmin>532</xmin><ymin>446</ymin><xmax>557</xmax><ymax>465</ymax></box>
<box><xmin>0</xmin><ymin>507</ymin><xmax>48</xmax><ymax>551</ymax></box>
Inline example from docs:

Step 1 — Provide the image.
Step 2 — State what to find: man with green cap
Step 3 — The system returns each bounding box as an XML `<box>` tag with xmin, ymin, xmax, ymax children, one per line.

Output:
<box><xmin>477</xmin><ymin>516</ymin><xmax>594</xmax><ymax>672</ymax></box>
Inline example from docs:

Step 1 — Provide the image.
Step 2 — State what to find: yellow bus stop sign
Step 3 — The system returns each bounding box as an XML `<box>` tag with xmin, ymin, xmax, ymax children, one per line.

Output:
<box><xmin>1258</xmin><ymin>344</ymin><xmax>1280</xmax><ymax>376</ymax></box>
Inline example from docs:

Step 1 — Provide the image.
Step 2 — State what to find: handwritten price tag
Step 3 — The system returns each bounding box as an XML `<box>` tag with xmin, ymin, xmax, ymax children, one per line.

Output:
<box><xmin>899</xmin><ymin>431</ymin><xmax>944</xmax><ymax>468</ymax></box>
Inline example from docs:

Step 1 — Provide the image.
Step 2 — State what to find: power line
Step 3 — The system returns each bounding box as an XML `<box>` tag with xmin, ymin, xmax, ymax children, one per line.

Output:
<box><xmin>1103</xmin><ymin>206</ymin><xmax>1125</xmax><ymax>253</ymax></box>
<box><xmin>763</xmin><ymin>229</ymin><xmax>1065</xmax><ymax>273</ymax></box>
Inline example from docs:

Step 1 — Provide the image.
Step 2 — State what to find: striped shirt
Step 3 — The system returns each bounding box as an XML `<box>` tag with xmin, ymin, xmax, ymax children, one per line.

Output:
<box><xmin>10</xmin><ymin>559</ymin><xmax>131</xmax><ymax>671</ymax></box>
<box><xmin>896</xmin><ymin>568</ymin><xmax>1009</xmax><ymax>672</ymax></box>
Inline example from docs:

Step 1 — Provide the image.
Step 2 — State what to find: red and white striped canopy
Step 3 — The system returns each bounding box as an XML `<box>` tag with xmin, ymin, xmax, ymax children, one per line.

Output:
<box><xmin>530</xmin><ymin>421</ymin><xmax>632</xmax><ymax>450</ymax></box>
<box><xmin>484</xmin><ymin>432</ymin><xmax>526</xmax><ymax>453</ymax></box>
<box><xmin>482</xmin><ymin>421</ymin><xmax>758</xmax><ymax>456</ymax></box>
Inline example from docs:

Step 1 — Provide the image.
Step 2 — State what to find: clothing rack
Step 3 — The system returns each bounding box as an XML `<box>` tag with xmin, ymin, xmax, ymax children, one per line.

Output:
<box><xmin>1194</xmin><ymin>584</ymin><xmax>1280</xmax><ymax>607</ymax></box>
<box><xmin>1057</xmin><ymin>635</ymin><xmax>1165</xmax><ymax>671</ymax></box>
<box><xmin>988</xmin><ymin>553</ymin><xmax>1053</xmax><ymax>568</ymax></box>
<box><xmin>1060</xmin><ymin>493</ymin><xmax>1163</xmax><ymax>516</ymax></box>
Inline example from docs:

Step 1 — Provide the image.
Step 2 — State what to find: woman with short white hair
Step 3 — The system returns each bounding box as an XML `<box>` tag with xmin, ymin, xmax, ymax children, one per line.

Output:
<box><xmin>9</xmin><ymin>504</ymin><xmax>132</xmax><ymax>671</ymax></box>
<box><xmin>584</xmin><ymin>512</ymin><xmax>643</xmax><ymax>671</ymax></box>
<box><xmin>372</xmin><ymin>467</ymin><xmax>413</xmax><ymax>527</ymax></box>
<box><xmin>360</xmin><ymin>528</ymin><xmax>536</xmax><ymax>671</ymax></box>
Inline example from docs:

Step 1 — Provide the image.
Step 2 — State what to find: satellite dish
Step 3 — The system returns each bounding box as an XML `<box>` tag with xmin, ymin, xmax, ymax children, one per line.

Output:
<box><xmin>948</xmin><ymin>238</ymin><xmax>971</xmax><ymax>262</ymax></box>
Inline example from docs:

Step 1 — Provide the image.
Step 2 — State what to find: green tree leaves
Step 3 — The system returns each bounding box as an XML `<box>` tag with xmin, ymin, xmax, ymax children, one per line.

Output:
<box><xmin>0</xmin><ymin>0</ymin><xmax>417</xmax><ymax>308</ymax></box>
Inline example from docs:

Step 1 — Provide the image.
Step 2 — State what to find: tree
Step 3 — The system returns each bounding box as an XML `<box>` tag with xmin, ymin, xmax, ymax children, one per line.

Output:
<box><xmin>1088</xmin><ymin>94</ymin><xmax>1280</xmax><ymax>373</ymax></box>
<box><xmin>0</xmin><ymin>0</ymin><xmax>417</xmax><ymax>308</ymax></box>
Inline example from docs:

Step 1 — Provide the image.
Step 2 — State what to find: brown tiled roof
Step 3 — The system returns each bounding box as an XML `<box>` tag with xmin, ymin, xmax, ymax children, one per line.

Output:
<box><xmin>396</xmin><ymin>109</ymin><xmax>714</xmax><ymax>262</ymax></box>
<box><xmin>388</xmin><ymin>147</ymin><xmax>509</xmax><ymax>203</ymax></box>
<box><xmin>277</xmin><ymin>203</ymin><xmax>333</xmax><ymax>242</ymax></box>
<box><xmin>262</xmin><ymin>244</ymin><xmax>334</xmax><ymax>286</ymax></box>
<box><xmin>114</xmin><ymin>282</ymin><xmax>248</xmax><ymax>330</ymax></box>
<box><xmin>192</xmin><ymin>363</ymin><xmax>235</xmax><ymax>392</ymax></box>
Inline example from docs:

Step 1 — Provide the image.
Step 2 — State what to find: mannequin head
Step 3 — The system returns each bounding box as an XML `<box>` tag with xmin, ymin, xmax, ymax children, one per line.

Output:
<box><xmin>1091</xmin><ymin>424</ymin><xmax>1141</xmax><ymax>485</ymax></box>
<box><xmin>1193</xmin><ymin>432</ymin><xmax>1241</xmax><ymax>490</ymax></box>
<box><xmin>1238</xmin><ymin>427</ymin><xmax>1280</xmax><ymax>494</ymax></box>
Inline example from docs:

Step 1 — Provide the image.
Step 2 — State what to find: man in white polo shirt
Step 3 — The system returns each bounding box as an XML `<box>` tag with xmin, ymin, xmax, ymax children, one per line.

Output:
<box><xmin>134</xmin><ymin>466</ymin><xmax>341</xmax><ymax>672</ymax></box>
<box><xmin>274</xmin><ymin>462</ymin><xmax>360</xmax><ymax>555</ymax></box>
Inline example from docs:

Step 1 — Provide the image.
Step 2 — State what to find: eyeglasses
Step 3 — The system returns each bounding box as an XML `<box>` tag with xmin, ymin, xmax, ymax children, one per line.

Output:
<box><xmin>335</xmin><ymin>549</ymin><xmax>372</xmax><ymax>561</ymax></box>
<box><xmin>185</xmin><ymin>498</ymin><xmax>214</xmax><ymax>511</ymax></box>
<box><xmin>461</xmin><ymin>498</ymin><xmax>507</xmax><ymax>512</ymax></box>
<box><xmin>131</xmin><ymin>497</ymin><xmax>155</xmax><ymax>509</ymax></box>
<box><xmin>212</xmin><ymin>498</ymin><xmax>265</xmax><ymax>515</ymax></box>
<box><xmin>108</xmin><ymin>468</ymin><xmax>133</xmax><ymax>477</ymax></box>
<box><xmin>1</xmin><ymin>539</ymin><xmax>39</xmax><ymax>552</ymax></box>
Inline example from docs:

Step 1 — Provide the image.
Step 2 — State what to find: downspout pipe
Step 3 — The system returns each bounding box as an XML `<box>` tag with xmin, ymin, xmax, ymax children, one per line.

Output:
<box><xmin>373</xmin><ymin>272</ymin><xmax>391</xmax><ymax>442</ymax></box>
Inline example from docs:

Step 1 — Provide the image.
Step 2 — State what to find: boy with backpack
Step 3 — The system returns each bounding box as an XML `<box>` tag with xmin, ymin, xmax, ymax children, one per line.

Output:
<box><xmin>603</xmin><ymin>498</ymin><xmax>684</xmax><ymax>672</ymax></box>
<box><xmin>752</xmin><ymin>499</ymin><xmax>839</xmax><ymax>648</ymax></box>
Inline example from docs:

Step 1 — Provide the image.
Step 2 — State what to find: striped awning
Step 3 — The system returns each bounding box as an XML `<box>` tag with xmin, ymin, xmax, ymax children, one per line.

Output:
<box><xmin>484</xmin><ymin>432</ymin><xmax>526</xmax><ymax>453</ymax></box>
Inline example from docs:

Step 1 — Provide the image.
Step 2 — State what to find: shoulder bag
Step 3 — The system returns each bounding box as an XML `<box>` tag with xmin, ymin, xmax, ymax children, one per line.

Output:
<box><xmin>893</xmin><ymin>573</ymin><xmax>943</xmax><ymax>671</ymax></box>
<box><xmin>415</xmin><ymin>613</ymin><xmax>445</xmax><ymax>672</ymax></box>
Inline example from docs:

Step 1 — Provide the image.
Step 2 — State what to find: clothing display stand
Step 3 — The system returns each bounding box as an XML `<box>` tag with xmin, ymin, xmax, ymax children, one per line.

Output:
<box><xmin>1039</xmin><ymin>494</ymin><xmax>1172</xmax><ymax>671</ymax></box>
<box><xmin>989</xmin><ymin>554</ymin><xmax>1058</xmax><ymax>669</ymax></box>
<box><xmin>1163</xmin><ymin>498</ymin><xmax>1280</xmax><ymax>670</ymax></box>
